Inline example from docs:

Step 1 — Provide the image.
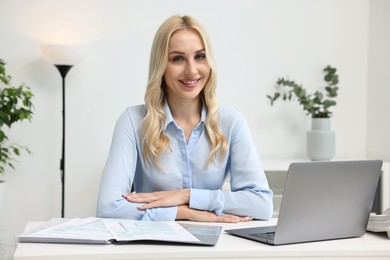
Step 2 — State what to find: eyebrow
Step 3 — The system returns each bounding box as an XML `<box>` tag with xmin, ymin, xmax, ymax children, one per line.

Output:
<box><xmin>168</xmin><ymin>48</ymin><xmax>205</xmax><ymax>56</ymax></box>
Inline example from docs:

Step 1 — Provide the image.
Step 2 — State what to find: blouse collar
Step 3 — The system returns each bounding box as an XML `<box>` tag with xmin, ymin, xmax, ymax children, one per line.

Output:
<box><xmin>163</xmin><ymin>101</ymin><xmax>206</xmax><ymax>130</ymax></box>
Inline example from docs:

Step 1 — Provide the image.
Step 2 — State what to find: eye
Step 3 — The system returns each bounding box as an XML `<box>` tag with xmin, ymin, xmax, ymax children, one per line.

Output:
<box><xmin>172</xmin><ymin>55</ymin><xmax>184</xmax><ymax>62</ymax></box>
<box><xmin>195</xmin><ymin>53</ymin><xmax>206</xmax><ymax>61</ymax></box>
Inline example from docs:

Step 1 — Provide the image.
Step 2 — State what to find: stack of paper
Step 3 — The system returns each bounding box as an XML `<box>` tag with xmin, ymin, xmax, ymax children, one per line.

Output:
<box><xmin>367</xmin><ymin>212</ymin><xmax>390</xmax><ymax>237</ymax></box>
<box><xmin>17</xmin><ymin>217</ymin><xmax>209</xmax><ymax>245</ymax></box>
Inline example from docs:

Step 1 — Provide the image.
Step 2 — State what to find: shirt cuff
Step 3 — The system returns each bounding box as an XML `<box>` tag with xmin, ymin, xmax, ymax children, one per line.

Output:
<box><xmin>141</xmin><ymin>206</ymin><xmax>178</xmax><ymax>221</ymax></box>
<box><xmin>189</xmin><ymin>188</ymin><xmax>224</xmax><ymax>215</ymax></box>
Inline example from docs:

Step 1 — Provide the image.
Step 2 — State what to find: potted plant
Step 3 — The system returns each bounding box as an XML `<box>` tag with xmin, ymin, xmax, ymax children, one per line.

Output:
<box><xmin>0</xmin><ymin>58</ymin><xmax>34</xmax><ymax>217</ymax></box>
<box><xmin>266</xmin><ymin>65</ymin><xmax>339</xmax><ymax>160</ymax></box>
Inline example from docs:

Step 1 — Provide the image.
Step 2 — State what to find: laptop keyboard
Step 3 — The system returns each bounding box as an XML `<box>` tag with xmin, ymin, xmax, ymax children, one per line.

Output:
<box><xmin>249</xmin><ymin>232</ymin><xmax>275</xmax><ymax>240</ymax></box>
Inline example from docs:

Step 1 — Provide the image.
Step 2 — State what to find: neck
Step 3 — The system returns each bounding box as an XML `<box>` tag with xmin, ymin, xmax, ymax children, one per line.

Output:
<box><xmin>167</xmin><ymin>97</ymin><xmax>202</xmax><ymax>122</ymax></box>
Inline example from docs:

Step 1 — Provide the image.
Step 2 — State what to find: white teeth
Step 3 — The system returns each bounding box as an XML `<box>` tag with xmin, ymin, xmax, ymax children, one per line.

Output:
<box><xmin>182</xmin><ymin>79</ymin><xmax>198</xmax><ymax>84</ymax></box>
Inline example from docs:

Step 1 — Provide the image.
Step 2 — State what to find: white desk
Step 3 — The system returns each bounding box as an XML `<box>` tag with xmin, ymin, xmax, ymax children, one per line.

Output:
<box><xmin>14</xmin><ymin>219</ymin><xmax>390</xmax><ymax>260</ymax></box>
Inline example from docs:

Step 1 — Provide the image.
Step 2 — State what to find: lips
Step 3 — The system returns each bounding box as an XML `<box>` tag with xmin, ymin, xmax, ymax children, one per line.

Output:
<box><xmin>179</xmin><ymin>78</ymin><xmax>201</xmax><ymax>88</ymax></box>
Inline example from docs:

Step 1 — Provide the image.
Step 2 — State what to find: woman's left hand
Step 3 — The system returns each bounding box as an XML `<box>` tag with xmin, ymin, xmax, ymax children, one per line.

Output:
<box><xmin>122</xmin><ymin>189</ymin><xmax>190</xmax><ymax>210</ymax></box>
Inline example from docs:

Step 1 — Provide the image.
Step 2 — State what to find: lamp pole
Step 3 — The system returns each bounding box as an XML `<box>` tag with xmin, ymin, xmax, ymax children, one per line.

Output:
<box><xmin>55</xmin><ymin>65</ymin><xmax>72</xmax><ymax>218</ymax></box>
<box><xmin>40</xmin><ymin>43</ymin><xmax>89</xmax><ymax>218</ymax></box>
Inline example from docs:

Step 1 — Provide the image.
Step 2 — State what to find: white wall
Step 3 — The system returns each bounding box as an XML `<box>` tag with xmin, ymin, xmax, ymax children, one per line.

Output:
<box><xmin>0</xmin><ymin>0</ymin><xmax>380</xmax><ymax>236</ymax></box>
<box><xmin>367</xmin><ymin>0</ymin><xmax>390</xmax><ymax>161</ymax></box>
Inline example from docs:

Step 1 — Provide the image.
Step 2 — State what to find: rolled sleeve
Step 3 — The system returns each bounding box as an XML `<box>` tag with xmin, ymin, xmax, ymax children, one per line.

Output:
<box><xmin>189</xmin><ymin>188</ymin><xmax>224</xmax><ymax>215</ymax></box>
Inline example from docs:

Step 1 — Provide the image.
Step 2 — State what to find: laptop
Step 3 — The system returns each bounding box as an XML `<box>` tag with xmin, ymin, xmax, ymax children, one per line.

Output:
<box><xmin>226</xmin><ymin>160</ymin><xmax>382</xmax><ymax>245</ymax></box>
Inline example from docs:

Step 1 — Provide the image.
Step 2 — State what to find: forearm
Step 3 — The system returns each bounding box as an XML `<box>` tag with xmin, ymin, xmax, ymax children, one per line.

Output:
<box><xmin>189</xmin><ymin>189</ymin><xmax>224</xmax><ymax>215</ymax></box>
<box><xmin>96</xmin><ymin>196</ymin><xmax>145</xmax><ymax>220</ymax></box>
<box><xmin>123</xmin><ymin>189</ymin><xmax>190</xmax><ymax>209</ymax></box>
<box><xmin>188</xmin><ymin>188</ymin><xmax>273</xmax><ymax>220</ymax></box>
<box><xmin>97</xmin><ymin>195</ymin><xmax>179</xmax><ymax>221</ymax></box>
<box><xmin>176</xmin><ymin>205</ymin><xmax>252</xmax><ymax>223</ymax></box>
<box><xmin>223</xmin><ymin>189</ymin><xmax>273</xmax><ymax>220</ymax></box>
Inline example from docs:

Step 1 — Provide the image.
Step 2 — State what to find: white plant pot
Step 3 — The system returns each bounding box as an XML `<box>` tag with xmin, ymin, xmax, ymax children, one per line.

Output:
<box><xmin>307</xmin><ymin>118</ymin><xmax>335</xmax><ymax>161</ymax></box>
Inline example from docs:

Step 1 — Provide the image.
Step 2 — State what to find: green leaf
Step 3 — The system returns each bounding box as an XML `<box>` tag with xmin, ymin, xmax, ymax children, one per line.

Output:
<box><xmin>13</xmin><ymin>147</ymin><xmax>20</xmax><ymax>156</ymax></box>
<box><xmin>266</xmin><ymin>65</ymin><xmax>339</xmax><ymax>118</ymax></box>
<box><xmin>0</xmin><ymin>58</ymin><xmax>34</xmax><ymax>174</ymax></box>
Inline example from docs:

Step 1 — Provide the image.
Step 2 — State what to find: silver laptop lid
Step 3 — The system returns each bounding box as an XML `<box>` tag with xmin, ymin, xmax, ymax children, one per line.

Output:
<box><xmin>274</xmin><ymin>160</ymin><xmax>382</xmax><ymax>245</ymax></box>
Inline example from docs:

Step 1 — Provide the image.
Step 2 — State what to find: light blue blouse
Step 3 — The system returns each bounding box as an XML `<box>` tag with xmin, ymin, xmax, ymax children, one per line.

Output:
<box><xmin>96</xmin><ymin>103</ymin><xmax>273</xmax><ymax>221</ymax></box>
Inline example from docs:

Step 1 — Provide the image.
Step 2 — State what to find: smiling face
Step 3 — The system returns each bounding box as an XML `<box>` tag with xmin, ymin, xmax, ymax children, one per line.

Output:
<box><xmin>163</xmin><ymin>29</ymin><xmax>211</xmax><ymax>104</ymax></box>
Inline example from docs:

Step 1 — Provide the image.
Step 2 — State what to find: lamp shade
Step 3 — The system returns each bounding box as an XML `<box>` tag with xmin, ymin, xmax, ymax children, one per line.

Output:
<box><xmin>40</xmin><ymin>44</ymin><xmax>89</xmax><ymax>66</ymax></box>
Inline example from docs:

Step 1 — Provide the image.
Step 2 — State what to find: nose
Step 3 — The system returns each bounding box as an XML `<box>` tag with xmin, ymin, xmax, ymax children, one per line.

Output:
<box><xmin>184</xmin><ymin>60</ymin><xmax>196</xmax><ymax>76</ymax></box>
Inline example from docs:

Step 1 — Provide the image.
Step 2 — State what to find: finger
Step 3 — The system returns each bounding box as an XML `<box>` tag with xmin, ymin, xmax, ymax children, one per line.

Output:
<box><xmin>129</xmin><ymin>191</ymin><xmax>170</xmax><ymax>198</ymax></box>
<box><xmin>122</xmin><ymin>194</ymin><xmax>159</xmax><ymax>203</ymax></box>
<box><xmin>239</xmin><ymin>216</ymin><xmax>253</xmax><ymax>222</ymax></box>
<box><xmin>137</xmin><ymin>201</ymin><xmax>164</xmax><ymax>210</ymax></box>
<box><xmin>216</xmin><ymin>215</ymin><xmax>241</xmax><ymax>223</ymax></box>
<box><xmin>216</xmin><ymin>215</ymin><xmax>253</xmax><ymax>223</ymax></box>
<box><xmin>136</xmin><ymin>196</ymin><xmax>178</xmax><ymax>209</ymax></box>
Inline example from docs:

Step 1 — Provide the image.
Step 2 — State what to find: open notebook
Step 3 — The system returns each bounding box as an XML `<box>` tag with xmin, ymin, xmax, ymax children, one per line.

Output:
<box><xmin>17</xmin><ymin>217</ymin><xmax>222</xmax><ymax>246</ymax></box>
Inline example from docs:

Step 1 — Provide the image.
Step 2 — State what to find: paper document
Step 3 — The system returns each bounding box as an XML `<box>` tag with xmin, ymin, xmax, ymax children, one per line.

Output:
<box><xmin>18</xmin><ymin>217</ymin><xmax>114</xmax><ymax>244</ymax></box>
<box><xmin>103</xmin><ymin>219</ymin><xmax>200</xmax><ymax>242</ymax></box>
<box><xmin>17</xmin><ymin>217</ymin><xmax>202</xmax><ymax>245</ymax></box>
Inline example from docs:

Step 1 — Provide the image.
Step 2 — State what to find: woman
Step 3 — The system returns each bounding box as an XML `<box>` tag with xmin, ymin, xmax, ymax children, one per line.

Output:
<box><xmin>96</xmin><ymin>15</ymin><xmax>273</xmax><ymax>222</ymax></box>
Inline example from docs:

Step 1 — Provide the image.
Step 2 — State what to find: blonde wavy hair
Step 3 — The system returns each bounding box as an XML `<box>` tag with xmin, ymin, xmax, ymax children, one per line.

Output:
<box><xmin>141</xmin><ymin>15</ymin><xmax>227</xmax><ymax>171</ymax></box>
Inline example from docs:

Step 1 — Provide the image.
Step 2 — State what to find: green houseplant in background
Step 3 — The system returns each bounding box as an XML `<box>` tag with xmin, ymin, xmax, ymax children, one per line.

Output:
<box><xmin>267</xmin><ymin>65</ymin><xmax>339</xmax><ymax>118</ymax></box>
<box><xmin>0</xmin><ymin>58</ymin><xmax>33</xmax><ymax>222</ymax></box>
<box><xmin>0</xmin><ymin>59</ymin><xmax>34</xmax><ymax>174</ymax></box>
<box><xmin>267</xmin><ymin>65</ymin><xmax>339</xmax><ymax>160</ymax></box>
<box><xmin>0</xmin><ymin>59</ymin><xmax>33</xmax><ymax>245</ymax></box>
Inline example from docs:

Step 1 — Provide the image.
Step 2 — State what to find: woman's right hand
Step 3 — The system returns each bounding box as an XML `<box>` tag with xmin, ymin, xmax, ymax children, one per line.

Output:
<box><xmin>176</xmin><ymin>205</ymin><xmax>252</xmax><ymax>223</ymax></box>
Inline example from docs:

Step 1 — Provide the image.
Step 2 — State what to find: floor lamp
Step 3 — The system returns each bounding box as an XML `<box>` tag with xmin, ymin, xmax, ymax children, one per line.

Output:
<box><xmin>40</xmin><ymin>44</ymin><xmax>89</xmax><ymax>218</ymax></box>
